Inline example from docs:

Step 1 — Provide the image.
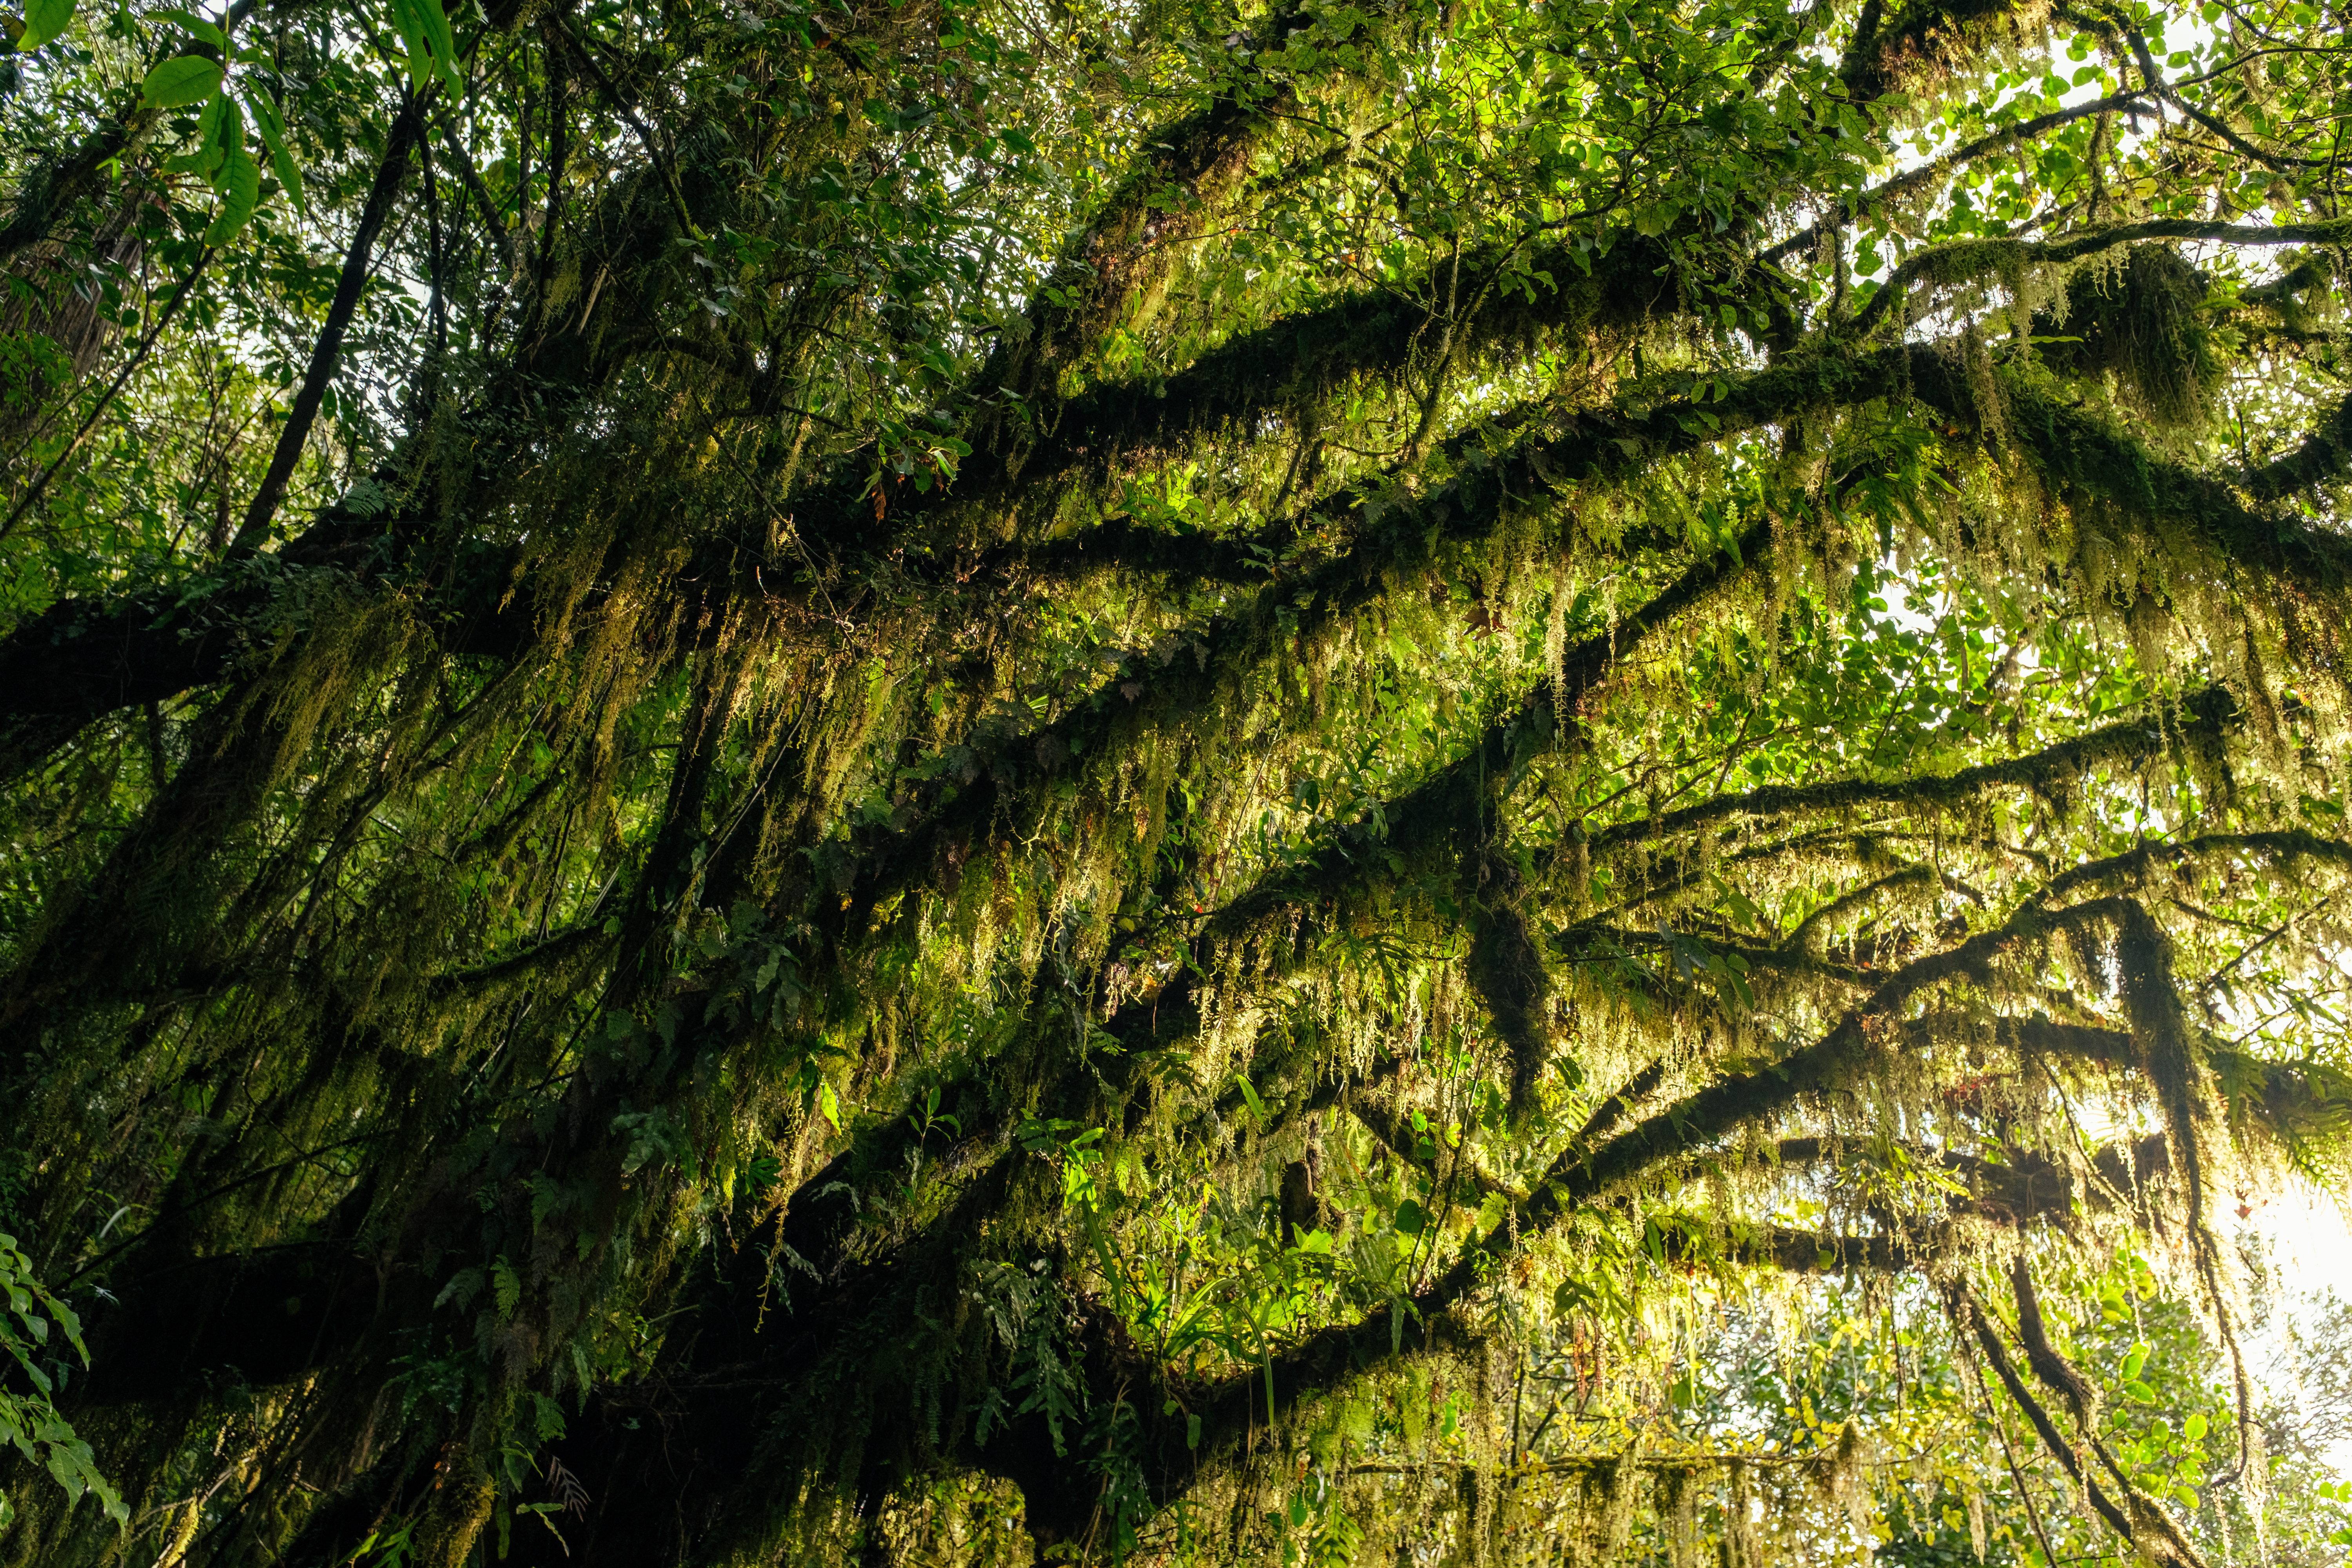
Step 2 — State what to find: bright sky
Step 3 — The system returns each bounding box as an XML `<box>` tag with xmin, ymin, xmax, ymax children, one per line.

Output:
<box><xmin>2243</xmin><ymin>1187</ymin><xmax>2352</xmax><ymax>1477</ymax></box>
<box><xmin>2259</xmin><ymin>1186</ymin><xmax>2352</xmax><ymax>1294</ymax></box>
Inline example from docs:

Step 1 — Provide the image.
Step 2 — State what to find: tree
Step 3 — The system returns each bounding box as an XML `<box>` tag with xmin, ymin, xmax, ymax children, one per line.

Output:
<box><xmin>1</xmin><ymin>0</ymin><xmax>2350</xmax><ymax>1560</ymax></box>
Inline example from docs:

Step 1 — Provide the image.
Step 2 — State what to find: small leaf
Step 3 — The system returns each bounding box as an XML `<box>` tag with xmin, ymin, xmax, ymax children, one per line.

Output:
<box><xmin>1393</xmin><ymin>1199</ymin><xmax>1428</xmax><ymax>1237</ymax></box>
<box><xmin>17</xmin><ymin>0</ymin><xmax>72</xmax><ymax>52</ymax></box>
<box><xmin>142</xmin><ymin>53</ymin><xmax>224</xmax><ymax>106</ymax></box>
<box><xmin>433</xmin><ymin>1267</ymin><xmax>483</xmax><ymax>1310</ymax></box>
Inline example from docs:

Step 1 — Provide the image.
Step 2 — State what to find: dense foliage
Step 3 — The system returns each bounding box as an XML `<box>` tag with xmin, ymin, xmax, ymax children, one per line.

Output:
<box><xmin>2</xmin><ymin>0</ymin><xmax>2352</xmax><ymax>1561</ymax></box>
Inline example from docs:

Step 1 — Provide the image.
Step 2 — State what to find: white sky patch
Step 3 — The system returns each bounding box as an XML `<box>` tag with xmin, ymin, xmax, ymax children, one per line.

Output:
<box><xmin>2241</xmin><ymin>1186</ymin><xmax>2352</xmax><ymax>1474</ymax></box>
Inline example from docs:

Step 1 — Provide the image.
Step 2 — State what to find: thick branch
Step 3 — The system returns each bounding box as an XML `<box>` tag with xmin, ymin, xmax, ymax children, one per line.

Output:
<box><xmin>1758</xmin><ymin>91</ymin><xmax>2149</xmax><ymax>266</ymax></box>
<box><xmin>2239</xmin><ymin>392</ymin><xmax>2352</xmax><ymax>504</ymax></box>
<box><xmin>1841</xmin><ymin>0</ymin><xmax>2047</xmax><ymax>103</ymax></box>
<box><xmin>1584</xmin><ymin>684</ymin><xmax>2237</xmax><ymax>856</ymax></box>
<box><xmin>1954</xmin><ymin>1282</ymin><xmax>2146</xmax><ymax>1546</ymax></box>
<box><xmin>0</xmin><ymin>97</ymin><xmax>160</xmax><ymax>268</ymax></box>
<box><xmin>824</xmin><ymin>352</ymin><xmax>1850</xmax><ymax>938</ymax></box>
<box><xmin>1849</xmin><ymin>217</ymin><xmax>2352</xmax><ymax>340</ymax></box>
<box><xmin>1920</xmin><ymin>361</ymin><xmax>2352</xmax><ymax>588</ymax></box>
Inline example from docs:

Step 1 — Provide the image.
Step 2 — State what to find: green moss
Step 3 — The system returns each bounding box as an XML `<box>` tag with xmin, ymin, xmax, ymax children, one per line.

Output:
<box><xmin>2036</xmin><ymin>247</ymin><xmax>2220</xmax><ymax>428</ymax></box>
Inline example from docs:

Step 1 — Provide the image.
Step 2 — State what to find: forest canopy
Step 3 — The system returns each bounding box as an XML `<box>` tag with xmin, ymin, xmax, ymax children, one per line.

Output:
<box><xmin>2</xmin><ymin>0</ymin><xmax>2352</xmax><ymax>1562</ymax></box>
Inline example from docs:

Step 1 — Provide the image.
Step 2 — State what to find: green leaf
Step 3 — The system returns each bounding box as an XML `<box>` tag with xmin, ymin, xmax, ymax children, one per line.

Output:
<box><xmin>141</xmin><ymin>53</ymin><xmax>224</xmax><ymax>106</ymax></box>
<box><xmin>432</xmin><ymin>1267</ymin><xmax>483</xmax><ymax>1310</ymax></box>
<box><xmin>201</xmin><ymin>144</ymin><xmax>259</xmax><ymax>245</ymax></box>
<box><xmin>170</xmin><ymin>91</ymin><xmax>230</xmax><ymax>176</ymax></box>
<box><xmin>244</xmin><ymin>88</ymin><xmax>302</xmax><ymax>209</ymax></box>
<box><xmin>1393</xmin><ymin>1199</ymin><xmax>1428</xmax><ymax>1237</ymax></box>
<box><xmin>17</xmin><ymin>0</ymin><xmax>72</xmax><ymax>52</ymax></box>
<box><xmin>389</xmin><ymin>0</ymin><xmax>461</xmax><ymax>94</ymax></box>
<box><xmin>209</xmin><ymin>90</ymin><xmax>243</xmax><ymax>166</ymax></box>
<box><xmin>152</xmin><ymin>6</ymin><xmax>223</xmax><ymax>48</ymax></box>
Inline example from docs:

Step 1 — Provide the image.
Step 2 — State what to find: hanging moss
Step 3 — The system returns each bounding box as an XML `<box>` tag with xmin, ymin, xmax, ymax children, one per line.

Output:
<box><xmin>2034</xmin><ymin>246</ymin><xmax>2221</xmax><ymax>428</ymax></box>
<box><xmin>2</xmin><ymin>0</ymin><xmax>2350</xmax><ymax>1563</ymax></box>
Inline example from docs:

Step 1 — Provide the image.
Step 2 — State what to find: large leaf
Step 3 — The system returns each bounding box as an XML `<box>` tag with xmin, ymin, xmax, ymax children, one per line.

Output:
<box><xmin>245</xmin><ymin>88</ymin><xmax>303</xmax><ymax>210</ymax></box>
<box><xmin>166</xmin><ymin>89</ymin><xmax>232</xmax><ymax>176</ymax></box>
<box><xmin>201</xmin><ymin>144</ymin><xmax>260</xmax><ymax>246</ymax></box>
<box><xmin>16</xmin><ymin>0</ymin><xmax>72</xmax><ymax>52</ymax></box>
<box><xmin>140</xmin><ymin>52</ymin><xmax>224</xmax><ymax>107</ymax></box>
<box><xmin>151</xmin><ymin>5</ymin><xmax>224</xmax><ymax>49</ymax></box>
<box><xmin>389</xmin><ymin>0</ymin><xmax>460</xmax><ymax>94</ymax></box>
<box><xmin>210</xmin><ymin>89</ymin><xmax>244</xmax><ymax>167</ymax></box>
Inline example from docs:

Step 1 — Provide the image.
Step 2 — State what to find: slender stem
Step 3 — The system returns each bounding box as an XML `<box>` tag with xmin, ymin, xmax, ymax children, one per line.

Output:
<box><xmin>230</xmin><ymin>87</ymin><xmax>429</xmax><ymax>554</ymax></box>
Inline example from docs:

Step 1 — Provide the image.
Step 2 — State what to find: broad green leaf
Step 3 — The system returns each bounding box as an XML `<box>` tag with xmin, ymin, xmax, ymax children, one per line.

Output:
<box><xmin>201</xmin><ymin>144</ymin><xmax>259</xmax><ymax>245</ymax></box>
<box><xmin>152</xmin><ymin>6</ymin><xmax>223</xmax><ymax>48</ymax></box>
<box><xmin>390</xmin><ymin>0</ymin><xmax>461</xmax><ymax>94</ymax></box>
<box><xmin>172</xmin><ymin>91</ymin><xmax>232</xmax><ymax>176</ymax></box>
<box><xmin>387</xmin><ymin>0</ymin><xmax>426</xmax><ymax>83</ymax></box>
<box><xmin>244</xmin><ymin>87</ymin><xmax>303</xmax><ymax>208</ymax></box>
<box><xmin>140</xmin><ymin>53</ymin><xmax>223</xmax><ymax>107</ymax></box>
<box><xmin>210</xmin><ymin>91</ymin><xmax>244</xmax><ymax>168</ymax></box>
<box><xmin>17</xmin><ymin>0</ymin><xmax>71</xmax><ymax>51</ymax></box>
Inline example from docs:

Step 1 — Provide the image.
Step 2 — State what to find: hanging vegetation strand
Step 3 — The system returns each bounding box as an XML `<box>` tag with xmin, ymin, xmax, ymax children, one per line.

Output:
<box><xmin>2</xmin><ymin>0</ymin><xmax>2351</xmax><ymax>1563</ymax></box>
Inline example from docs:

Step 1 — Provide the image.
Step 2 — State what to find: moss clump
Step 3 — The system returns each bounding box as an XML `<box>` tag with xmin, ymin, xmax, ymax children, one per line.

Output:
<box><xmin>2037</xmin><ymin>246</ymin><xmax>2220</xmax><ymax>428</ymax></box>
